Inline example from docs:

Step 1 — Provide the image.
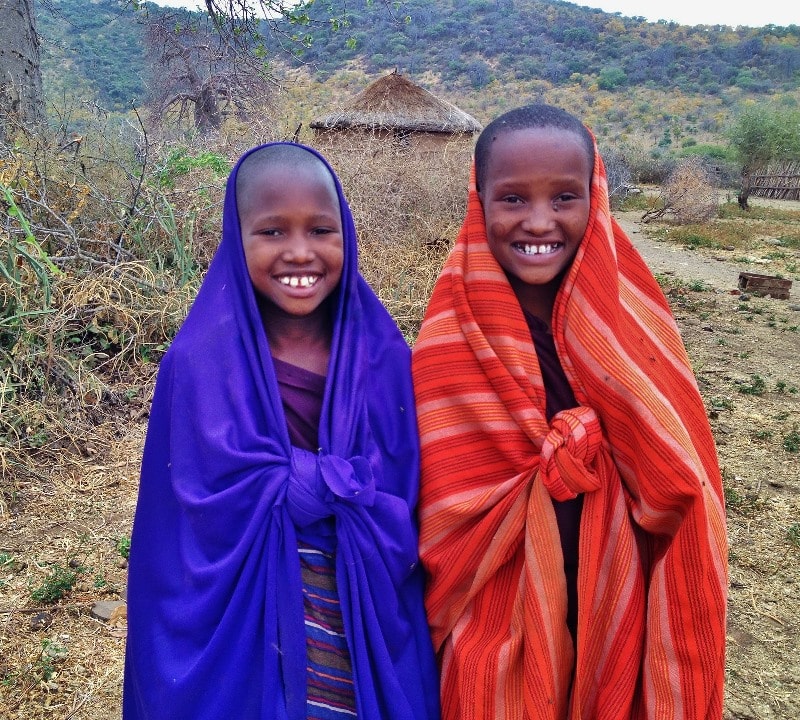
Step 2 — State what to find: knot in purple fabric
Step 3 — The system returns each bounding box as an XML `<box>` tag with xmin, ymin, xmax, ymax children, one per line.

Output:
<box><xmin>539</xmin><ymin>406</ymin><xmax>603</xmax><ymax>502</ymax></box>
<box><xmin>288</xmin><ymin>448</ymin><xmax>376</xmax><ymax>527</ymax></box>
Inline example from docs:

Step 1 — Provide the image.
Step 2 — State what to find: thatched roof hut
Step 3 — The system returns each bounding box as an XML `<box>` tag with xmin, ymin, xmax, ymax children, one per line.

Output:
<box><xmin>310</xmin><ymin>72</ymin><xmax>481</xmax><ymax>150</ymax></box>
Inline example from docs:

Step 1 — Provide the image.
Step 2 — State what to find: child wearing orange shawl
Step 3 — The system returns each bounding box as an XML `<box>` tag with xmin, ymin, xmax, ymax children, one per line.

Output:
<box><xmin>412</xmin><ymin>104</ymin><xmax>727</xmax><ymax>719</ymax></box>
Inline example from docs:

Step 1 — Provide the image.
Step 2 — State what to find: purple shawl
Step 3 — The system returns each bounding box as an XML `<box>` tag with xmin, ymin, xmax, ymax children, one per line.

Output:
<box><xmin>123</xmin><ymin>143</ymin><xmax>439</xmax><ymax>720</ymax></box>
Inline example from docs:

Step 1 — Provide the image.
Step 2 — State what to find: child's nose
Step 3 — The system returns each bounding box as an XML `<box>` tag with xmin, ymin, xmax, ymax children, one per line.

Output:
<box><xmin>283</xmin><ymin>233</ymin><xmax>315</xmax><ymax>262</ymax></box>
<box><xmin>521</xmin><ymin>202</ymin><xmax>555</xmax><ymax>234</ymax></box>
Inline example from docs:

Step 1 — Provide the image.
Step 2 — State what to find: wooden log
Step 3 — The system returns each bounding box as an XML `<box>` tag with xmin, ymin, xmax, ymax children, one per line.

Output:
<box><xmin>738</xmin><ymin>272</ymin><xmax>793</xmax><ymax>300</ymax></box>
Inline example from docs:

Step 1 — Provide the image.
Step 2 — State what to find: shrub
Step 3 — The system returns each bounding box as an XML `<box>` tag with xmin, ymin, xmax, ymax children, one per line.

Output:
<box><xmin>643</xmin><ymin>157</ymin><xmax>719</xmax><ymax>224</ymax></box>
<box><xmin>30</xmin><ymin>564</ymin><xmax>80</xmax><ymax>603</ymax></box>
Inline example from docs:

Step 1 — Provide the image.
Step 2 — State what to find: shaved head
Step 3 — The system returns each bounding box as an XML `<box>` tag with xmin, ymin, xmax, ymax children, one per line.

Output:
<box><xmin>235</xmin><ymin>144</ymin><xmax>338</xmax><ymax>220</ymax></box>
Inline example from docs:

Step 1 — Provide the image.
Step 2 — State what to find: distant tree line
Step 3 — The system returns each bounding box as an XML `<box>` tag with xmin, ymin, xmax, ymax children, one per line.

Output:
<box><xmin>291</xmin><ymin>0</ymin><xmax>800</xmax><ymax>94</ymax></box>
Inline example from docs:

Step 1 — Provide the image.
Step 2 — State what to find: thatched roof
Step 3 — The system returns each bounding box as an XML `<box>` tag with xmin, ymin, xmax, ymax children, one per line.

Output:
<box><xmin>310</xmin><ymin>72</ymin><xmax>482</xmax><ymax>135</ymax></box>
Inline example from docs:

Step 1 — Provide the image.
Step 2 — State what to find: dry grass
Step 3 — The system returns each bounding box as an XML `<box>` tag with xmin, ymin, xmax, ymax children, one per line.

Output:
<box><xmin>320</xmin><ymin>134</ymin><xmax>469</xmax><ymax>340</ymax></box>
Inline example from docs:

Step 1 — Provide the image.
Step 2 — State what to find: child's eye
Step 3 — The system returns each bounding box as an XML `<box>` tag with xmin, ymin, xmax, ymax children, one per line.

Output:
<box><xmin>312</xmin><ymin>227</ymin><xmax>336</xmax><ymax>235</ymax></box>
<box><xmin>501</xmin><ymin>195</ymin><xmax>523</xmax><ymax>204</ymax></box>
<box><xmin>554</xmin><ymin>193</ymin><xmax>577</xmax><ymax>203</ymax></box>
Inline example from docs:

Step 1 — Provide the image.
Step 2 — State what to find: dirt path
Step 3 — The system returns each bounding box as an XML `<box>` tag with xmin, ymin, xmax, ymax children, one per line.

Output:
<box><xmin>616</xmin><ymin>211</ymin><xmax>799</xmax><ymax>301</ymax></box>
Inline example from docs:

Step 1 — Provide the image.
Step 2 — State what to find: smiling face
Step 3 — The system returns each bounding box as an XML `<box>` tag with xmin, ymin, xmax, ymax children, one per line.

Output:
<box><xmin>238</xmin><ymin>160</ymin><xmax>344</xmax><ymax>323</ymax></box>
<box><xmin>479</xmin><ymin>127</ymin><xmax>592</xmax><ymax>320</ymax></box>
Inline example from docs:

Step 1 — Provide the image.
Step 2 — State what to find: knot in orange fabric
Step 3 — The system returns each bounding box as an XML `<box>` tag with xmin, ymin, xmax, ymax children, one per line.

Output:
<box><xmin>539</xmin><ymin>406</ymin><xmax>603</xmax><ymax>501</ymax></box>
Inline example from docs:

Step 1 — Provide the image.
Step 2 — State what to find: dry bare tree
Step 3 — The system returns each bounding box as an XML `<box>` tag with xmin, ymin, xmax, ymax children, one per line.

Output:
<box><xmin>145</xmin><ymin>11</ymin><xmax>275</xmax><ymax>134</ymax></box>
<box><xmin>642</xmin><ymin>157</ymin><xmax>719</xmax><ymax>224</ymax></box>
<box><xmin>599</xmin><ymin>146</ymin><xmax>632</xmax><ymax>209</ymax></box>
<box><xmin>202</xmin><ymin>0</ymin><xmax>348</xmax><ymax>49</ymax></box>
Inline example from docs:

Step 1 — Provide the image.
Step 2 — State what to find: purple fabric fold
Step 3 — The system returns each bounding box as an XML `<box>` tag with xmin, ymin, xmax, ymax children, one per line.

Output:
<box><xmin>123</xmin><ymin>143</ymin><xmax>439</xmax><ymax>720</ymax></box>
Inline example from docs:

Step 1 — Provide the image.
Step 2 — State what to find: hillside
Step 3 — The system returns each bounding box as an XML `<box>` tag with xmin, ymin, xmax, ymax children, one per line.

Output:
<box><xmin>36</xmin><ymin>0</ymin><xmax>800</xmax><ymax>119</ymax></box>
<box><xmin>295</xmin><ymin>0</ymin><xmax>800</xmax><ymax>96</ymax></box>
<box><xmin>36</xmin><ymin>0</ymin><xmax>152</xmax><ymax>110</ymax></box>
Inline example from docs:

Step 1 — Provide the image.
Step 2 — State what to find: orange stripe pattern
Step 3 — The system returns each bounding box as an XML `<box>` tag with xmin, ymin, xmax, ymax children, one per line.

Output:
<box><xmin>412</xmin><ymin>149</ymin><xmax>727</xmax><ymax>720</ymax></box>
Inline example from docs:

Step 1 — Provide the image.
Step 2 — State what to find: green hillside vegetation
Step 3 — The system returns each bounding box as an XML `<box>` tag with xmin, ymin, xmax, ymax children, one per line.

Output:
<box><xmin>37</xmin><ymin>0</ymin><xmax>800</xmax><ymax>112</ymax></box>
<box><xmin>31</xmin><ymin>0</ymin><xmax>800</xmax><ymax>176</ymax></box>
<box><xmin>37</xmin><ymin>0</ymin><xmax>154</xmax><ymax>111</ymax></box>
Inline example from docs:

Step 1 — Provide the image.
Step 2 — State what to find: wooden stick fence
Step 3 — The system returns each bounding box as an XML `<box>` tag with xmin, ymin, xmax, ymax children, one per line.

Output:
<box><xmin>750</xmin><ymin>161</ymin><xmax>800</xmax><ymax>200</ymax></box>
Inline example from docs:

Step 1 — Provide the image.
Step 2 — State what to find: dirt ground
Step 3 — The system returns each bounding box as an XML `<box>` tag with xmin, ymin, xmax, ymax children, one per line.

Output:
<box><xmin>1</xmin><ymin>200</ymin><xmax>799</xmax><ymax>718</ymax></box>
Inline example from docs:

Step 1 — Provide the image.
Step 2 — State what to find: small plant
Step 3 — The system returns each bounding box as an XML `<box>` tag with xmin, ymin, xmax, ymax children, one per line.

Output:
<box><xmin>35</xmin><ymin>639</ymin><xmax>67</xmax><ymax>682</ymax></box>
<box><xmin>723</xmin><ymin>484</ymin><xmax>743</xmax><ymax>509</ymax></box>
<box><xmin>775</xmin><ymin>381</ymin><xmax>798</xmax><ymax>394</ymax></box>
<box><xmin>753</xmin><ymin>429</ymin><xmax>773</xmax><ymax>441</ymax></box>
<box><xmin>2</xmin><ymin>670</ymin><xmax>18</xmax><ymax>687</ymax></box>
<box><xmin>0</xmin><ymin>183</ymin><xmax>61</xmax><ymax>314</ymax></box>
<box><xmin>155</xmin><ymin>148</ymin><xmax>230</xmax><ymax>190</ymax></box>
<box><xmin>116</xmin><ymin>536</ymin><xmax>131</xmax><ymax>560</ymax></box>
<box><xmin>721</xmin><ymin>467</ymin><xmax>765</xmax><ymax>516</ymax></box>
<box><xmin>738</xmin><ymin>374</ymin><xmax>767</xmax><ymax>395</ymax></box>
<box><xmin>783</xmin><ymin>427</ymin><xmax>800</xmax><ymax>453</ymax></box>
<box><xmin>682</xmin><ymin>234</ymin><xmax>718</xmax><ymax>251</ymax></box>
<box><xmin>30</xmin><ymin>564</ymin><xmax>80</xmax><ymax>603</ymax></box>
<box><xmin>787</xmin><ymin>523</ymin><xmax>800</xmax><ymax>549</ymax></box>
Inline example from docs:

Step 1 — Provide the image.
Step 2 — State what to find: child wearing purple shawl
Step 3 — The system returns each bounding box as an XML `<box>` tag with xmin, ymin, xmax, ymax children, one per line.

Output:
<box><xmin>123</xmin><ymin>143</ymin><xmax>440</xmax><ymax>720</ymax></box>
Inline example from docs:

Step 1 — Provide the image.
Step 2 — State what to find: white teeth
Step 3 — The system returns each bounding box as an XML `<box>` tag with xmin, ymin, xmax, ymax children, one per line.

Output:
<box><xmin>519</xmin><ymin>243</ymin><xmax>557</xmax><ymax>255</ymax></box>
<box><xmin>278</xmin><ymin>275</ymin><xmax>318</xmax><ymax>288</ymax></box>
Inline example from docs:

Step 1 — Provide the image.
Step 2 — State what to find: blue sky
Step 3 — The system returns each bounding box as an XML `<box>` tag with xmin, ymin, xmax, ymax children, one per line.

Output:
<box><xmin>151</xmin><ymin>0</ymin><xmax>797</xmax><ymax>28</ymax></box>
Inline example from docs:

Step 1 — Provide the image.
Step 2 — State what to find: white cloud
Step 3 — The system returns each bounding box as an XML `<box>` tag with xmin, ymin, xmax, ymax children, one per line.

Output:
<box><xmin>585</xmin><ymin>1</ymin><xmax>797</xmax><ymax>28</ymax></box>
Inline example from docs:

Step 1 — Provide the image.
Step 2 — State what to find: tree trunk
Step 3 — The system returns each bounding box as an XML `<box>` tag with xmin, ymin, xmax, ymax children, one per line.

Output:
<box><xmin>738</xmin><ymin>169</ymin><xmax>753</xmax><ymax>211</ymax></box>
<box><xmin>0</xmin><ymin>0</ymin><xmax>45</xmax><ymax>140</ymax></box>
<box><xmin>194</xmin><ymin>83</ymin><xmax>222</xmax><ymax>132</ymax></box>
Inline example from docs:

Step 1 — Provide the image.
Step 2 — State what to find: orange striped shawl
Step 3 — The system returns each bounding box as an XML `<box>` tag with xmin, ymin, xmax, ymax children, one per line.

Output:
<box><xmin>412</xmin><ymin>149</ymin><xmax>727</xmax><ymax>720</ymax></box>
